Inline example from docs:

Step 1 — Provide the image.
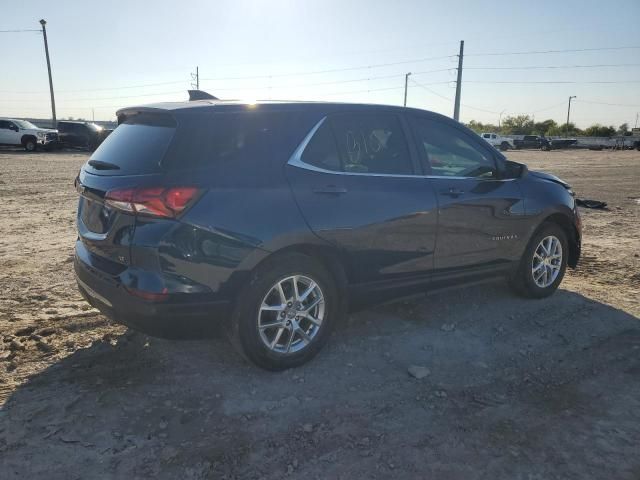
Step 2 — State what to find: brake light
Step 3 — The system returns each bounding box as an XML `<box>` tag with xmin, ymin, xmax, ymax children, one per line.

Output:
<box><xmin>105</xmin><ymin>187</ymin><xmax>201</xmax><ymax>218</ymax></box>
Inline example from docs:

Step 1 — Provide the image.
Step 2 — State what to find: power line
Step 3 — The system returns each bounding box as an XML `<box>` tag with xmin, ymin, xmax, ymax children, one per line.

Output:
<box><xmin>0</xmin><ymin>29</ymin><xmax>40</xmax><ymax>33</ymax></box>
<box><xmin>575</xmin><ymin>99</ymin><xmax>640</xmax><ymax>108</ymax></box>
<box><xmin>0</xmin><ymin>54</ymin><xmax>456</xmax><ymax>95</ymax></box>
<box><xmin>465</xmin><ymin>46</ymin><xmax>640</xmax><ymax>56</ymax></box>
<box><xmin>466</xmin><ymin>80</ymin><xmax>640</xmax><ymax>84</ymax></box>
<box><xmin>464</xmin><ymin>63</ymin><xmax>640</xmax><ymax>70</ymax></box>
<box><xmin>411</xmin><ymin>78</ymin><xmax>501</xmax><ymax>114</ymax></box>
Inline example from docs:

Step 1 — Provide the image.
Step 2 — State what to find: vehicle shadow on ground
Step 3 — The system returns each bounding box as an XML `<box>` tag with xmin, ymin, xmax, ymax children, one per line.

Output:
<box><xmin>2</xmin><ymin>286</ymin><xmax>640</xmax><ymax>479</ymax></box>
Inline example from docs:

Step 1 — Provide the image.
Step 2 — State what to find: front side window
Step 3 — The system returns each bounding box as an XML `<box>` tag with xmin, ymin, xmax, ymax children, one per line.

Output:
<box><xmin>411</xmin><ymin>117</ymin><xmax>497</xmax><ymax>178</ymax></box>
<box><xmin>329</xmin><ymin>113</ymin><xmax>413</xmax><ymax>175</ymax></box>
<box><xmin>0</xmin><ymin>120</ymin><xmax>10</xmax><ymax>130</ymax></box>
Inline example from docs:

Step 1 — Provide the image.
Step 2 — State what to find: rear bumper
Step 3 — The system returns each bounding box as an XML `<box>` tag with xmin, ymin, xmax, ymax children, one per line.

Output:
<box><xmin>74</xmin><ymin>251</ymin><xmax>232</xmax><ymax>339</ymax></box>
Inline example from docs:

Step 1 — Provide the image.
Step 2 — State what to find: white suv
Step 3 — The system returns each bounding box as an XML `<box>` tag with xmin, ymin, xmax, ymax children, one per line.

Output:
<box><xmin>0</xmin><ymin>118</ymin><xmax>59</xmax><ymax>151</ymax></box>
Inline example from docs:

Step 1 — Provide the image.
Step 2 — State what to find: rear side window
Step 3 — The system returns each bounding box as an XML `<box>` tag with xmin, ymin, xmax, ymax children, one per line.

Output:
<box><xmin>162</xmin><ymin>112</ymin><xmax>284</xmax><ymax>171</ymax></box>
<box><xmin>87</xmin><ymin>114</ymin><xmax>175</xmax><ymax>175</ymax></box>
<box><xmin>329</xmin><ymin>113</ymin><xmax>413</xmax><ymax>175</ymax></box>
<box><xmin>300</xmin><ymin>121</ymin><xmax>341</xmax><ymax>171</ymax></box>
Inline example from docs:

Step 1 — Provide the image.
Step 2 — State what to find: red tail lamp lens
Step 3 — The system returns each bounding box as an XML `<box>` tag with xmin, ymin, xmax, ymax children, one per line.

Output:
<box><xmin>105</xmin><ymin>187</ymin><xmax>201</xmax><ymax>218</ymax></box>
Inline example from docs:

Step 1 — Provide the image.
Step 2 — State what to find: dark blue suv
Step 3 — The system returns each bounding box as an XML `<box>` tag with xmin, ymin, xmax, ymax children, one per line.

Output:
<box><xmin>74</xmin><ymin>99</ymin><xmax>581</xmax><ymax>369</ymax></box>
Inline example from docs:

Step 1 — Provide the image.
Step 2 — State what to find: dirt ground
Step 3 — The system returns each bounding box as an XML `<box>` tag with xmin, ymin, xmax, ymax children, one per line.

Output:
<box><xmin>0</xmin><ymin>148</ymin><xmax>638</xmax><ymax>479</ymax></box>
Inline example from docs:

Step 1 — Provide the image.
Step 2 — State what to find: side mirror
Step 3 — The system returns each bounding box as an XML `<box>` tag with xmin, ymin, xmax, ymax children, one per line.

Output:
<box><xmin>503</xmin><ymin>160</ymin><xmax>527</xmax><ymax>179</ymax></box>
<box><xmin>10</xmin><ymin>125</ymin><xmax>19</xmax><ymax>132</ymax></box>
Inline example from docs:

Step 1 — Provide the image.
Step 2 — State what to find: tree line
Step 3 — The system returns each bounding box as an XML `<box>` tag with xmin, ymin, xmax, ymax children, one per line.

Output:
<box><xmin>466</xmin><ymin>115</ymin><xmax>632</xmax><ymax>137</ymax></box>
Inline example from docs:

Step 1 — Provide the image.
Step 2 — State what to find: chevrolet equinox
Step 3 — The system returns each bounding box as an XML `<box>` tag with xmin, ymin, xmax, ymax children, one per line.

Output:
<box><xmin>74</xmin><ymin>100</ymin><xmax>581</xmax><ymax>370</ymax></box>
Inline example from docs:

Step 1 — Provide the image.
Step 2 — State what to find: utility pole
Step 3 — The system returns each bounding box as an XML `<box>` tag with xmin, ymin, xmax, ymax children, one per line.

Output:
<box><xmin>453</xmin><ymin>40</ymin><xmax>464</xmax><ymax>121</ymax></box>
<box><xmin>635</xmin><ymin>112</ymin><xmax>638</xmax><ymax>128</ymax></box>
<box><xmin>39</xmin><ymin>19</ymin><xmax>56</xmax><ymax>128</ymax></box>
<box><xmin>403</xmin><ymin>72</ymin><xmax>411</xmax><ymax>107</ymax></box>
<box><xmin>499</xmin><ymin>110</ymin><xmax>505</xmax><ymax>130</ymax></box>
<box><xmin>566</xmin><ymin>95</ymin><xmax>576</xmax><ymax>137</ymax></box>
<box><xmin>191</xmin><ymin>66</ymin><xmax>199</xmax><ymax>90</ymax></box>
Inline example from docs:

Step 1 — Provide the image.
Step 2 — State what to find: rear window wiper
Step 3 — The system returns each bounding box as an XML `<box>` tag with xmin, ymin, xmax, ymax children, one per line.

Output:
<box><xmin>88</xmin><ymin>160</ymin><xmax>120</xmax><ymax>170</ymax></box>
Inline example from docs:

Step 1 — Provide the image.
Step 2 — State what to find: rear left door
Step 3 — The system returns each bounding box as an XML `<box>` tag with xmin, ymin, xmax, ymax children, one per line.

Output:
<box><xmin>286</xmin><ymin>110</ymin><xmax>438</xmax><ymax>289</ymax></box>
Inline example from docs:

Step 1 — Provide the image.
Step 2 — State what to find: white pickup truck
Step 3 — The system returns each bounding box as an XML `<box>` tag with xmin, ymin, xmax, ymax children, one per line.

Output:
<box><xmin>480</xmin><ymin>132</ymin><xmax>514</xmax><ymax>151</ymax></box>
<box><xmin>0</xmin><ymin>118</ymin><xmax>59</xmax><ymax>151</ymax></box>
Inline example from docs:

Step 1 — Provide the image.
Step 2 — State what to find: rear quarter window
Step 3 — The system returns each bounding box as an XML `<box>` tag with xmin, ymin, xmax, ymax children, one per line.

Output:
<box><xmin>161</xmin><ymin>112</ymin><xmax>289</xmax><ymax>171</ymax></box>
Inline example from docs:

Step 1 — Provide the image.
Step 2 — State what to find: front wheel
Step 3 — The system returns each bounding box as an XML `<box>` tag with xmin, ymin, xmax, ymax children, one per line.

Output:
<box><xmin>228</xmin><ymin>253</ymin><xmax>341</xmax><ymax>370</ymax></box>
<box><xmin>24</xmin><ymin>139</ymin><xmax>37</xmax><ymax>152</ymax></box>
<box><xmin>499</xmin><ymin>142</ymin><xmax>510</xmax><ymax>151</ymax></box>
<box><xmin>511</xmin><ymin>223</ymin><xmax>568</xmax><ymax>298</ymax></box>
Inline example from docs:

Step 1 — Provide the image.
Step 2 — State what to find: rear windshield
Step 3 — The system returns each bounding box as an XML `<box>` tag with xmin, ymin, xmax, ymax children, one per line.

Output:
<box><xmin>86</xmin><ymin>113</ymin><xmax>175</xmax><ymax>175</ymax></box>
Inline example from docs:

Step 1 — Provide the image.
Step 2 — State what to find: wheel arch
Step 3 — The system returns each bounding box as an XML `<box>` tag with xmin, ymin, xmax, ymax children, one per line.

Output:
<box><xmin>247</xmin><ymin>243</ymin><xmax>350</xmax><ymax>311</ymax></box>
<box><xmin>539</xmin><ymin>212</ymin><xmax>580</xmax><ymax>268</ymax></box>
<box><xmin>21</xmin><ymin>134</ymin><xmax>37</xmax><ymax>145</ymax></box>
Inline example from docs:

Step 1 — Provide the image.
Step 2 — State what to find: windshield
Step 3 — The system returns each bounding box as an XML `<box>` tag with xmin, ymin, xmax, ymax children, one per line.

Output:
<box><xmin>13</xmin><ymin>120</ymin><xmax>39</xmax><ymax>129</ymax></box>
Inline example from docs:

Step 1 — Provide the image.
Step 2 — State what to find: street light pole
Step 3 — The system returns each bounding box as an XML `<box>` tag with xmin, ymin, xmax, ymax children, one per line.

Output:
<box><xmin>403</xmin><ymin>72</ymin><xmax>411</xmax><ymax>107</ymax></box>
<box><xmin>40</xmin><ymin>19</ymin><xmax>56</xmax><ymax>128</ymax></box>
<box><xmin>499</xmin><ymin>110</ymin><xmax>505</xmax><ymax>130</ymax></box>
<box><xmin>566</xmin><ymin>95</ymin><xmax>576</xmax><ymax>137</ymax></box>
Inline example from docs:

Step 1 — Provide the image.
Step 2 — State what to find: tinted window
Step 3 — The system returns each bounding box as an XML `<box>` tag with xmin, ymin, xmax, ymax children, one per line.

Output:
<box><xmin>0</xmin><ymin>121</ymin><xmax>10</xmax><ymax>129</ymax></box>
<box><xmin>412</xmin><ymin>117</ymin><xmax>496</xmax><ymax>178</ymax></box>
<box><xmin>482</xmin><ymin>133</ymin><xmax>490</xmax><ymax>138</ymax></box>
<box><xmin>87</xmin><ymin>114</ymin><xmax>175</xmax><ymax>175</ymax></box>
<box><xmin>300</xmin><ymin>121</ymin><xmax>341</xmax><ymax>171</ymax></box>
<box><xmin>162</xmin><ymin>112</ymin><xmax>285</xmax><ymax>171</ymax></box>
<box><xmin>329</xmin><ymin>113</ymin><xmax>413</xmax><ymax>175</ymax></box>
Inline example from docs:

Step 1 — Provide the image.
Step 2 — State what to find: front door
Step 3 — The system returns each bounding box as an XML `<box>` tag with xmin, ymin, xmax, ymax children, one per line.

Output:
<box><xmin>287</xmin><ymin>111</ymin><xmax>438</xmax><ymax>288</ymax></box>
<box><xmin>408</xmin><ymin>115</ymin><xmax>527</xmax><ymax>274</ymax></box>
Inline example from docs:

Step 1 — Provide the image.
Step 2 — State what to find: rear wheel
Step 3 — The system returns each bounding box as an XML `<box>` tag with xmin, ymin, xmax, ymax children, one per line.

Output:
<box><xmin>228</xmin><ymin>253</ymin><xmax>340</xmax><ymax>370</ymax></box>
<box><xmin>511</xmin><ymin>223</ymin><xmax>568</xmax><ymax>298</ymax></box>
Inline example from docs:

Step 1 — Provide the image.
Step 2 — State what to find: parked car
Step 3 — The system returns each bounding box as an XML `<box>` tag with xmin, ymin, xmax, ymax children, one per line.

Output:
<box><xmin>0</xmin><ymin>118</ymin><xmax>58</xmax><ymax>151</ymax></box>
<box><xmin>74</xmin><ymin>100</ymin><xmax>581</xmax><ymax>370</ymax></box>
<box><xmin>549</xmin><ymin>138</ymin><xmax>578</xmax><ymax>149</ymax></box>
<box><xmin>480</xmin><ymin>132</ymin><xmax>514</xmax><ymax>151</ymax></box>
<box><xmin>57</xmin><ymin>121</ymin><xmax>112</xmax><ymax>150</ymax></box>
<box><xmin>513</xmin><ymin>135</ymin><xmax>551</xmax><ymax>151</ymax></box>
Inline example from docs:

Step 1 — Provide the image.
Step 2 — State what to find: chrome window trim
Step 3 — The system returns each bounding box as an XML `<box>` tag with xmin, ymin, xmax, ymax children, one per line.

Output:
<box><xmin>287</xmin><ymin>116</ymin><xmax>514</xmax><ymax>181</ymax></box>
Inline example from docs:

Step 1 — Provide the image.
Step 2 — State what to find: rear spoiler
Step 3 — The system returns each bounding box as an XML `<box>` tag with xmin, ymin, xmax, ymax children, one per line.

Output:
<box><xmin>188</xmin><ymin>90</ymin><xmax>219</xmax><ymax>101</ymax></box>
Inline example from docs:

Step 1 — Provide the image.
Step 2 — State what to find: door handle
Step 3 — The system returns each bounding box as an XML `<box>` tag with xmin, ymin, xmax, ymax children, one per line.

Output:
<box><xmin>312</xmin><ymin>185</ymin><xmax>348</xmax><ymax>195</ymax></box>
<box><xmin>440</xmin><ymin>188</ymin><xmax>465</xmax><ymax>197</ymax></box>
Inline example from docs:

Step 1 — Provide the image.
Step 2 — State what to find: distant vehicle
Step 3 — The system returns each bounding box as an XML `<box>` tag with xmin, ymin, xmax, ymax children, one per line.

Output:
<box><xmin>0</xmin><ymin>118</ymin><xmax>58</xmax><ymax>151</ymax></box>
<box><xmin>513</xmin><ymin>135</ymin><xmax>551</xmax><ymax>151</ymax></box>
<box><xmin>57</xmin><ymin>121</ymin><xmax>113</xmax><ymax>150</ymax></box>
<box><xmin>549</xmin><ymin>138</ymin><xmax>578</xmax><ymax>150</ymax></box>
<box><xmin>480</xmin><ymin>132</ymin><xmax>514</xmax><ymax>151</ymax></box>
<box><xmin>74</xmin><ymin>98</ymin><xmax>581</xmax><ymax>369</ymax></box>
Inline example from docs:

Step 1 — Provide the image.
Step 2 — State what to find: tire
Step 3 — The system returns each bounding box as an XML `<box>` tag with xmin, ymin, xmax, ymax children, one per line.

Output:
<box><xmin>499</xmin><ymin>142</ymin><xmax>510</xmax><ymax>151</ymax></box>
<box><xmin>511</xmin><ymin>222</ymin><xmax>568</xmax><ymax>299</ymax></box>
<box><xmin>23</xmin><ymin>138</ymin><xmax>37</xmax><ymax>152</ymax></box>
<box><xmin>228</xmin><ymin>253</ymin><xmax>341</xmax><ymax>370</ymax></box>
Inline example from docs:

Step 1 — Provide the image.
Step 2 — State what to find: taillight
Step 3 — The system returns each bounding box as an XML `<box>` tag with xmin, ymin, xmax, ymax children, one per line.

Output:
<box><xmin>105</xmin><ymin>187</ymin><xmax>201</xmax><ymax>218</ymax></box>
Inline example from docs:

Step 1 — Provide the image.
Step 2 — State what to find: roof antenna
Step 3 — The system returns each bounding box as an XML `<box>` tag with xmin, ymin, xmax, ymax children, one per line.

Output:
<box><xmin>188</xmin><ymin>90</ymin><xmax>219</xmax><ymax>101</ymax></box>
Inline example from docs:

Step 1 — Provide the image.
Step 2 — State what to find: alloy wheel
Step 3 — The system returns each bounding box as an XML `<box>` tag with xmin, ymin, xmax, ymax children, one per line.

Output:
<box><xmin>531</xmin><ymin>235</ymin><xmax>563</xmax><ymax>288</ymax></box>
<box><xmin>257</xmin><ymin>275</ymin><xmax>325</xmax><ymax>354</ymax></box>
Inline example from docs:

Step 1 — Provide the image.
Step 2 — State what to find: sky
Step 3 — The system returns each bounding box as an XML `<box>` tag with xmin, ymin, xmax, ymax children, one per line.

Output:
<box><xmin>1</xmin><ymin>0</ymin><xmax>639</xmax><ymax>127</ymax></box>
